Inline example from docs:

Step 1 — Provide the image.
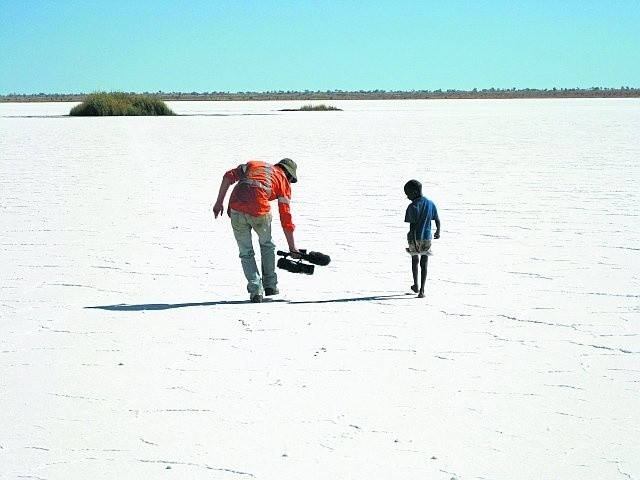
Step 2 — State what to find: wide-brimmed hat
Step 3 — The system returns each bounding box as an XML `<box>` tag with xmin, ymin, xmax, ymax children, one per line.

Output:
<box><xmin>276</xmin><ymin>158</ymin><xmax>297</xmax><ymax>183</ymax></box>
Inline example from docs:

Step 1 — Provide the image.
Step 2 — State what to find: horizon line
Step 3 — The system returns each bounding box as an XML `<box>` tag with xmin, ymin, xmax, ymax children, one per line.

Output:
<box><xmin>2</xmin><ymin>87</ymin><xmax>640</xmax><ymax>102</ymax></box>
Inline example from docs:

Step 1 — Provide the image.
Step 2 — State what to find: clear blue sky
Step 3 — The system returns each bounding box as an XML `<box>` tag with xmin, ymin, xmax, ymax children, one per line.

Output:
<box><xmin>1</xmin><ymin>0</ymin><xmax>639</xmax><ymax>94</ymax></box>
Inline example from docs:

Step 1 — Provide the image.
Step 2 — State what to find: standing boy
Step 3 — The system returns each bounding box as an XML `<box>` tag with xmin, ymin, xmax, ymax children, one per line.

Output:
<box><xmin>404</xmin><ymin>179</ymin><xmax>441</xmax><ymax>298</ymax></box>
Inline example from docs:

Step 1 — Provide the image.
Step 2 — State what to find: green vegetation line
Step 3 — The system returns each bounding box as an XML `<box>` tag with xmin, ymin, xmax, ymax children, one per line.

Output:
<box><xmin>3</xmin><ymin>87</ymin><xmax>639</xmax><ymax>103</ymax></box>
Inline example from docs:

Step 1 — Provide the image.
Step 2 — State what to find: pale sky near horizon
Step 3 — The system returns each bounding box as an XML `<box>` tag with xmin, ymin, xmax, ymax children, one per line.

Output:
<box><xmin>1</xmin><ymin>0</ymin><xmax>639</xmax><ymax>95</ymax></box>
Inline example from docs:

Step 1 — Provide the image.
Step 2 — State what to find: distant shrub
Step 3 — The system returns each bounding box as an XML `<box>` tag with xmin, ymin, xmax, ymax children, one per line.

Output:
<box><xmin>69</xmin><ymin>92</ymin><xmax>175</xmax><ymax>116</ymax></box>
<box><xmin>298</xmin><ymin>104</ymin><xmax>341</xmax><ymax>111</ymax></box>
<box><xmin>279</xmin><ymin>103</ymin><xmax>342</xmax><ymax>112</ymax></box>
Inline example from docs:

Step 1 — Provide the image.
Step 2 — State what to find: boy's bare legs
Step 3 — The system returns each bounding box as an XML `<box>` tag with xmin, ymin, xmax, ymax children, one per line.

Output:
<box><xmin>418</xmin><ymin>255</ymin><xmax>428</xmax><ymax>298</ymax></box>
<box><xmin>411</xmin><ymin>255</ymin><xmax>420</xmax><ymax>293</ymax></box>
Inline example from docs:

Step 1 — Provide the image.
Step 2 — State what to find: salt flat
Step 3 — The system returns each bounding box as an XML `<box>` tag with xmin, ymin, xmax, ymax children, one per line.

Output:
<box><xmin>1</xmin><ymin>99</ymin><xmax>639</xmax><ymax>479</ymax></box>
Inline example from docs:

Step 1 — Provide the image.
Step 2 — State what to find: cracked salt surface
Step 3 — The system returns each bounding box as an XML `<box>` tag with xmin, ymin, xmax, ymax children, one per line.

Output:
<box><xmin>1</xmin><ymin>99</ymin><xmax>639</xmax><ymax>479</ymax></box>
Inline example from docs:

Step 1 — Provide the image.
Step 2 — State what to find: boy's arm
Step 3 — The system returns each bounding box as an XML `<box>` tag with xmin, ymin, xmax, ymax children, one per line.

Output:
<box><xmin>434</xmin><ymin>218</ymin><xmax>441</xmax><ymax>239</ymax></box>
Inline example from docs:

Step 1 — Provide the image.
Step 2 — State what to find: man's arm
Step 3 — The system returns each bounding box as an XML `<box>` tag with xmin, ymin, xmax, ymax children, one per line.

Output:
<box><xmin>278</xmin><ymin>202</ymin><xmax>298</xmax><ymax>253</ymax></box>
<box><xmin>213</xmin><ymin>176</ymin><xmax>232</xmax><ymax>218</ymax></box>
<box><xmin>283</xmin><ymin>229</ymin><xmax>298</xmax><ymax>254</ymax></box>
<box><xmin>213</xmin><ymin>165</ymin><xmax>246</xmax><ymax>218</ymax></box>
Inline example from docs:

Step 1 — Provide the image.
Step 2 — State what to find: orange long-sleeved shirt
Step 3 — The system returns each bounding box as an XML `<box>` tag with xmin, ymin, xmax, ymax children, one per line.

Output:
<box><xmin>225</xmin><ymin>160</ymin><xmax>295</xmax><ymax>232</ymax></box>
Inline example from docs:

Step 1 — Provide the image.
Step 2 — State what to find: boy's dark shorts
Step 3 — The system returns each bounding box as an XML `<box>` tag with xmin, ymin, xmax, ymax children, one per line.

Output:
<box><xmin>406</xmin><ymin>239</ymin><xmax>433</xmax><ymax>256</ymax></box>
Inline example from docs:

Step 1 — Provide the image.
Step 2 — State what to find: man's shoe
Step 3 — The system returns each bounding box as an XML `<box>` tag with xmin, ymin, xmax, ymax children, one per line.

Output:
<box><xmin>264</xmin><ymin>287</ymin><xmax>279</xmax><ymax>296</ymax></box>
<box><xmin>250</xmin><ymin>294</ymin><xmax>263</xmax><ymax>303</ymax></box>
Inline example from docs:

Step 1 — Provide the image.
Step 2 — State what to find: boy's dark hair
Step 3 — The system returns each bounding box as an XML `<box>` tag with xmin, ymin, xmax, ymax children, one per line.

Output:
<box><xmin>404</xmin><ymin>179</ymin><xmax>422</xmax><ymax>200</ymax></box>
